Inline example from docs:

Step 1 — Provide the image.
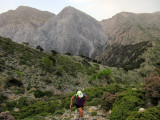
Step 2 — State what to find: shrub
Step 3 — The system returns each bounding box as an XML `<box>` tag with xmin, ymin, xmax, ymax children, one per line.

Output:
<box><xmin>6</xmin><ymin>101</ymin><xmax>17</xmax><ymax>110</ymax></box>
<box><xmin>51</xmin><ymin>49</ymin><xmax>58</xmax><ymax>55</ymax></box>
<box><xmin>53</xmin><ymin>109</ymin><xmax>65</xmax><ymax>115</ymax></box>
<box><xmin>89</xmin><ymin>68</ymin><xmax>112</xmax><ymax>84</ymax></box>
<box><xmin>62</xmin><ymin>93</ymin><xmax>74</xmax><ymax>109</ymax></box>
<box><xmin>87</xmin><ymin>98</ymin><xmax>102</xmax><ymax>106</ymax></box>
<box><xmin>65</xmin><ymin>53</ymin><xmax>71</xmax><ymax>56</ymax></box>
<box><xmin>36</xmin><ymin>45</ymin><xmax>44</xmax><ymax>52</ymax></box>
<box><xmin>6</xmin><ymin>97</ymin><xmax>28</xmax><ymax>110</ymax></box>
<box><xmin>101</xmin><ymin>92</ymin><xmax>118</xmax><ymax>111</ymax></box>
<box><xmin>42</xmin><ymin>56</ymin><xmax>53</xmax><ymax>71</ymax></box>
<box><xmin>55</xmin><ymin>66</ymin><xmax>64</xmax><ymax>76</ymax></box>
<box><xmin>11</xmin><ymin>101</ymin><xmax>61</xmax><ymax>119</ymax></box>
<box><xmin>5</xmin><ymin>77</ymin><xmax>23</xmax><ymax>88</ymax></box>
<box><xmin>110</xmin><ymin>90</ymin><xmax>144</xmax><ymax>120</ymax></box>
<box><xmin>0</xmin><ymin>94</ymin><xmax>7</xmax><ymax>104</ymax></box>
<box><xmin>126</xmin><ymin>106</ymin><xmax>160</xmax><ymax>120</ymax></box>
<box><xmin>15</xmin><ymin>71</ymin><xmax>23</xmax><ymax>77</ymax></box>
<box><xmin>91</xmin><ymin>111</ymin><xmax>97</xmax><ymax>116</ymax></box>
<box><xmin>16</xmin><ymin>97</ymin><xmax>28</xmax><ymax>109</ymax></box>
<box><xmin>81</xmin><ymin>60</ymin><xmax>91</xmax><ymax>67</ymax></box>
<box><xmin>144</xmin><ymin>71</ymin><xmax>160</xmax><ymax>105</ymax></box>
<box><xmin>34</xmin><ymin>89</ymin><xmax>52</xmax><ymax>98</ymax></box>
<box><xmin>15</xmin><ymin>87</ymin><xmax>25</xmax><ymax>94</ymax></box>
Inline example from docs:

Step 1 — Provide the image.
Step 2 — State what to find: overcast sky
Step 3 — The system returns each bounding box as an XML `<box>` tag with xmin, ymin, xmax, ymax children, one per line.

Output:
<box><xmin>0</xmin><ymin>0</ymin><xmax>160</xmax><ymax>20</ymax></box>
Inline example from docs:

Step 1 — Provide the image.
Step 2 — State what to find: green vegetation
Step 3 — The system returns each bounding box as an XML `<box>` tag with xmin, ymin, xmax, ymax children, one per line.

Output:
<box><xmin>0</xmin><ymin>36</ymin><xmax>160</xmax><ymax>119</ymax></box>
<box><xmin>97</xmin><ymin>41</ymin><xmax>152</xmax><ymax>71</ymax></box>
<box><xmin>11</xmin><ymin>100</ymin><xmax>62</xmax><ymax>119</ymax></box>
<box><xmin>144</xmin><ymin>71</ymin><xmax>160</xmax><ymax>106</ymax></box>
<box><xmin>33</xmin><ymin>89</ymin><xmax>52</xmax><ymax>98</ymax></box>
<box><xmin>110</xmin><ymin>90</ymin><xmax>145</xmax><ymax>120</ymax></box>
<box><xmin>127</xmin><ymin>106</ymin><xmax>160</xmax><ymax>120</ymax></box>
<box><xmin>5</xmin><ymin>77</ymin><xmax>23</xmax><ymax>88</ymax></box>
<box><xmin>42</xmin><ymin>56</ymin><xmax>54</xmax><ymax>71</ymax></box>
<box><xmin>5</xmin><ymin>97</ymin><xmax>28</xmax><ymax>111</ymax></box>
<box><xmin>89</xmin><ymin>68</ymin><xmax>112</xmax><ymax>84</ymax></box>
<box><xmin>62</xmin><ymin>84</ymin><xmax>126</xmax><ymax>109</ymax></box>
<box><xmin>91</xmin><ymin>111</ymin><xmax>97</xmax><ymax>116</ymax></box>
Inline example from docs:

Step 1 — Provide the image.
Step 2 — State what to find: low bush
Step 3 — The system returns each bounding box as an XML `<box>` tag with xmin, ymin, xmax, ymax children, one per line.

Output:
<box><xmin>34</xmin><ymin>89</ymin><xmax>52</xmax><ymax>98</ymax></box>
<box><xmin>91</xmin><ymin>111</ymin><xmax>97</xmax><ymax>116</ymax></box>
<box><xmin>110</xmin><ymin>90</ymin><xmax>145</xmax><ymax>120</ymax></box>
<box><xmin>87</xmin><ymin>98</ymin><xmax>102</xmax><ymax>106</ymax></box>
<box><xmin>5</xmin><ymin>77</ymin><xmax>23</xmax><ymax>88</ymax></box>
<box><xmin>6</xmin><ymin>97</ymin><xmax>28</xmax><ymax>110</ymax></box>
<box><xmin>12</xmin><ymin>101</ymin><xmax>61</xmax><ymax>119</ymax></box>
<box><xmin>101</xmin><ymin>92</ymin><xmax>118</xmax><ymax>111</ymax></box>
<box><xmin>6</xmin><ymin>101</ymin><xmax>17</xmax><ymax>110</ymax></box>
<box><xmin>0</xmin><ymin>94</ymin><xmax>7</xmax><ymax>104</ymax></box>
<box><xmin>42</xmin><ymin>56</ymin><xmax>54</xmax><ymax>71</ymax></box>
<box><xmin>126</xmin><ymin>106</ymin><xmax>160</xmax><ymax>120</ymax></box>
<box><xmin>89</xmin><ymin>68</ymin><xmax>112</xmax><ymax>84</ymax></box>
<box><xmin>53</xmin><ymin>109</ymin><xmax>65</xmax><ymax>116</ymax></box>
<box><xmin>144</xmin><ymin>71</ymin><xmax>160</xmax><ymax>105</ymax></box>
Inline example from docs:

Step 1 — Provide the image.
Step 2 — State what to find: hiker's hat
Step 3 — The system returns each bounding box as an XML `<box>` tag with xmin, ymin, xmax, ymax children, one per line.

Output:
<box><xmin>77</xmin><ymin>91</ymin><xmax>83</xmax><ymax>98</ymax></box>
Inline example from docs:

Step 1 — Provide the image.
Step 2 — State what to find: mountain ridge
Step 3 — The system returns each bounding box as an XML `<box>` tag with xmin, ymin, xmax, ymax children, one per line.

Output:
<box><xmin>0</xmin><ymin>6</ymin><xmax>55</xmax><ymax>28</ymax></box>
<box><xmin>100</xmin><ymin>11</ymin><xmax>160</xmax><ymax>45</ymax></box>
<box><xmin>0</xmin><ymin>6</ymin><xmax>160</xmax><ymax>58</ymax></box>
<box><xmin>0</xmin><ymin>6</ymin><xmax>108</xmax><ymax>58</ymax></box>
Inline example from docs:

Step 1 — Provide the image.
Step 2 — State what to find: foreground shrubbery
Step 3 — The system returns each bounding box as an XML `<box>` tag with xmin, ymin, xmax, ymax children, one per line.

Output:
<box><xmin>11</xmin><ymin>100</ymin><xmax>62</xmax><ymax>119</ymax></box>
<box><xmin>127</xmin><ymin>106</ymin><xmax>160</xmax><ymax>120</ymax></box>
<box><xmin>144</xmin><ymin>71</ymin><xmax>160</xmax><ymax>106</ymax></box>
<box><xmin>6</xmin><ymin>97</ymin><xmax>28</xmax><ymax>111</ymax></box>
<box><xmin>110</xmin><ymin>89</ymin><xmax>145</xmax><ymax>120</ymax></box>
<box><xmin>62</xmin><ymin>84</ymin><xmax>126</xmax><ymax>109</ymax></box>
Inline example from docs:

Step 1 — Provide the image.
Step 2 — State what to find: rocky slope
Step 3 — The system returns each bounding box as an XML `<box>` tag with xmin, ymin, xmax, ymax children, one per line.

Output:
<box><xmin>0</xmin><ymin>6</ymin><xmax>108</xmax><ymax>58</ymax></box>
<box><xmin>100</xmin><ymin>12</ymin><xmax>160</xmax><ymax>45</ymax></box>
<box><xmin>0</xmin><ymin>6</ymin><xmax>55</xmax><ymax>27</ymax></box>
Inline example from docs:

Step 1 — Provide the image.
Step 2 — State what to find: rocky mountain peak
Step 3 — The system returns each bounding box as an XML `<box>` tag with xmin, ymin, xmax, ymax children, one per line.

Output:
<box><xmin>0</xmin><ymin>6</ymin><xmax>54</xmax><ymax>27</ymax></box>
<box><xmin>58</xmin><ymin>6</ymin><xmax>93</xmax><ymax>20</ymax></box>
<box><xmin>100</xmin><ymin>11</ymin><xmax>160</xmax><ymax>45</ymax></box>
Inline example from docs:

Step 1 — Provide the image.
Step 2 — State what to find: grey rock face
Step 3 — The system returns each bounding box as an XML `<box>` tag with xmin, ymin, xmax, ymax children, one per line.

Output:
<box><xmin>0</xmin><ymin>6</ymin><xmax>108</xmax><ymax>58</ymax></box>
<box><xmin>38</xmin><ymin>6</ymin><xmax>108</xmax><ymax>58</ymax></box>
<box><xmin>100</xmin><ymin>12</ymin><xmax>160</xmax><ymax>45</ymax></box>
<box><xmin>0</xmin><ymin>6</ymin><xmax>54</xmax><ymax>27</ymax></box>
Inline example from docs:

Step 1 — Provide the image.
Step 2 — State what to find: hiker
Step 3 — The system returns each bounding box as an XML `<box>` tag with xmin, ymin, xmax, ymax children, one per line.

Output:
<box><xmin>70</xmin><ymin>91</ymin><xmax>87</xmax><ymax>120</ymax></box>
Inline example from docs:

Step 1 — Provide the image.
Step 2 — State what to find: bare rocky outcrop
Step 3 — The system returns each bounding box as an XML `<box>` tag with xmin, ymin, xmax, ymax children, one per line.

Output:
<box><xmin>0</xmin><ymin>112</ymin><xmax>15</xmax><ymax>120</ymax></box>
<box><xmin>100</xmin><ymin>12</ymin><xmax>160</xmax><ymax>45</ymax></box>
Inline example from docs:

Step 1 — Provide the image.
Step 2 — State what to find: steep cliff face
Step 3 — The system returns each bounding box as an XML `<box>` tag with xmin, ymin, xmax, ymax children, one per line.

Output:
<box><xmin>100</xmin><ymin>12</ymin><xmax>160</xmax><ymax>45</ymax></box>
<box><xmin>0</xmin><ymin>6</ymin><xmax>55</xmax><ymax>47</ymax></box>
<box><xmin>0</xmin><ymin>6</ymin><xmax>108</xmax><ymax>58</ymax></box>
<box><xmin>37</xmin><ymin>6</ymin><xmax>108</xmax><ymax>58</ymax></box>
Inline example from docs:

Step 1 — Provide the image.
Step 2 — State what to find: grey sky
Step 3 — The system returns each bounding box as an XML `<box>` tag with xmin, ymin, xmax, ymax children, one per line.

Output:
<box><xmin>0</xmin><ymin>0</ymin><xmax>160</xmax><ymax>20</ymax></box>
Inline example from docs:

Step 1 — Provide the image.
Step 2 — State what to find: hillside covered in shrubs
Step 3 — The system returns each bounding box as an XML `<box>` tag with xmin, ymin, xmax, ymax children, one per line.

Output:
<box><xmin>0</xmin><ymin>36</ymin><xmax>160</xmax><ymax>119</ymax></box>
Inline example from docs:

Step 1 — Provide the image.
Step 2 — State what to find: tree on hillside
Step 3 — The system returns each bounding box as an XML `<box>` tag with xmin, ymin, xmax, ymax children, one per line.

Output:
<box><xmin>36</xmin><ymin>45</ymin><xmax>44</xmax><ymax>52</ymax></box>
<box><xmin>51</xmin><ymin>49</ymin><xmax>58</xmax><ymax>56</ymax></box>
<box><xmin>144</xmin><ymin>70</ymin><xmax>160</xmax><ymax>106</ymax></box>
<box><xmin>22</xmin><ymin>42</ymin><xmax>29</xmax><ymax>46</ymax></box>
<box><xmin>42</xmin><ymin>56</ymin><xmax>53</xmax><ymax>71</ymax></box>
